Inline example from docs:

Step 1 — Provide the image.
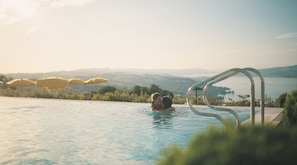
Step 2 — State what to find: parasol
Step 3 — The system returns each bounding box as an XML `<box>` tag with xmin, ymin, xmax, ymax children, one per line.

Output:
<box><xmin>68</xmin><ymin>78</ymin><xmax>85</xmax><ymax>85</ymax></box>
<box><xmin>68</xmin><ymin>78</ymin><xmax>85</xmax><ymax>93</ymax></box>
<box><xmin>6</xmin><ymin>78</ymin><xmax>36</xmax><ymax>88</ymax></box>
<box><xmin>37</xmin><ymin>77</ymin><xmax>69</xmax><ymax>90</ymax></box>
<box><xmin>84</xmin><ymin>77</ymin><xmax>108</xmax><ymax>95</ymax></box>
<box><xmin>84</xmin><ymin>78</ymin><xmax>108</xmax><ymax>84</ymax></box>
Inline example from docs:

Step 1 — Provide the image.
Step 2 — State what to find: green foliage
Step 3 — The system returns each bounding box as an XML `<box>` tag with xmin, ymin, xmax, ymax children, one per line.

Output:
<box><xmin>265</xmin><ymin>95</ymin><xmax>275</xmax><ymax>107</ymax></box>
<box><xmin>130</xmin><ymin>85</ymin><xmax>142</xmax><ymax>96</ymax></box>
<box><xmin>172</xmin><ymin>97</ymin><xmax>186</xmax><ymax>104</ymax></box>
<box><xmin>275</xmin><ymin>92</ymin><xmax>288</xmax><ymax>107</ymax></box>
<box><xmin>92</xmin><ymin>91</ymin><xmax>149</xmax><ymax>102</ymax></box>
<box><xmin>0</xmin><ymin>84</ymin><xmax>174</xmax><ymax>103</ymax></box>
<box><xmin>0</xmin><ymin>75</ymin><xmax>5</xmax><ymax>82</ymax></box>
<box><xmin>130</xmin><ymin>85</ymin><xmax>149</xmax><ymax>96</ymax></box>
<box><xmin>149</xmin><ymin>84</ymin><xmax>163</xmax><ymax>94</ymax></box>
<box><xmin>0</xmin><ymin>75</ymin><xmax>13</xmax><ymax>82</ymax></box>
<box><xmin>67</xmin><ymin>93</ymin><xmax>86</xmax><ymax>100</ymax></box>
<box><xmin>129</xmin><ymin>84</ymin><xmax>174</xmax><ymax>99</ymax></box>
<box><xmin>0</xmin><ymin>75</ymin><xmax>13</xmax><ymax>89</ymax></box>
<box><xmin>98</xmin><ymin>85</ymin><xmax>117</xmax><ymax>94</ymax></box>
<box><xmin>160</xmin><ymin>90</ymin><xmax>174</xmax><ymax>99</ymax></box>
<box><xmin>282</xmin><ymin>89</ymin><xmax>297</xmax><ymax>128</ymax></box>
<box><xmin>158</xmin><ymin>126</ymin><xmax>297</xmax><ymax>165</ymax></box>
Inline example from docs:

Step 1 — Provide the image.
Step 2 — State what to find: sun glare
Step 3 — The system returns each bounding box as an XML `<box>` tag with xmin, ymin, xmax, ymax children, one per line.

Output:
<box><xmin>1</xmin><ymin>0</ymin><xmax>37</xmax><ymax>23</ymax></box>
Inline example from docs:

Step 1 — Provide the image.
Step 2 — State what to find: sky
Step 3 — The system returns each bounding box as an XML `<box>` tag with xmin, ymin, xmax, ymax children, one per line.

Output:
<box><xmin>0</xmin><ymin>0</ymin><xmax>297</xmax><ymax>73</ymax></box>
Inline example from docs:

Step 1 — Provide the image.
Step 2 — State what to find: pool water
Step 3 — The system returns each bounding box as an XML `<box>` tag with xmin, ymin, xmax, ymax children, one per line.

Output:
<box><xmin>0</xmin><ymin>97</ymin><xmax>251</xmax><ymax>164</ymax></box>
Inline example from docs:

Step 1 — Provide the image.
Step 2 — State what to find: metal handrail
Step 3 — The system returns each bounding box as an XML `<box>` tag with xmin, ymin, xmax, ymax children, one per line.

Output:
<box><xmin>244</xmin><ymin>68</ymin><xmax>265</xmax><ymax>125</ymax></box>
<box><xmin>186</xmin><ymin>68</ymin><xmax>264</xmax><ymax>128</ymax></box>
<box><xmin>186</xmin><ymin>69</ymin><xmax>239</xmax><ymax>127</ymax></box>
<box><xmin>203</xmin><ymin>68</ymin><xmax>255</xmax><ymax>127</ymax></box>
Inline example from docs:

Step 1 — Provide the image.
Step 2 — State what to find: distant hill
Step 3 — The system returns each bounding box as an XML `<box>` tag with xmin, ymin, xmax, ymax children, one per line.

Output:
<box><xmin>258</xmin><ymin>65</ymin><xmax>297</xmax><ymax>78</ymax></box>
<box><xmin>1</xmin><ymin>67</ymin><xmax>215</xmax><ymax>79</ymax></box>
<box><xmin>3</xmin><ymin>65</ymin><xmax>296</xmax><ymax>79</ymax></box>
<box><xmin>1</xmin><ymin>65</ymin><xmax>296</xmax><ymax>96</ymax></box>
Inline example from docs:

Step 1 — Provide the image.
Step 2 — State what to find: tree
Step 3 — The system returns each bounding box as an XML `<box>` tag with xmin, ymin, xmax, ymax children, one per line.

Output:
<box><xmin>275</xmin><ymin>92</ymin><xmax>288</xmax><ymax>107</ymax></box>
<box><xmin>0</xmin><ymin>75</ymin><xmax>6</xmax><ymax>81</ymax></box>
<box><xmin>141</xmin><ymin>86</ymin><xmax>149</xmax><ymax>95</ymax></box>
<box><xmin>282</xmin><ymin>89</ymin><xmax>297</xmax><ymax>128</ymax></box>
<box><xmin>131</xmin><ymin>85</ymin><xmax>142</xmax><ymax>95</ymax></box>
<box><xmin>160</xmin><ymin>90</ymin><xmax>174</xmax><ymax>99</ymax></box>
<box><xmin>98</xmin><ymin>86</ymin><xmax>117</xmax><ymax>94</ymax></box>
<box><xmin>0</xmin><ymin>75</ymin><xmax>12</xmax><ymax>82</ymax></box>
<box><xmin>131</xmin><ymin>85</ymin><xmax>149</xmax><ymax>96</ymax></box>
<box><xmin>149</xmin><ymin>84</ymin><xmax>162</xmax><ymax>94</ymax></box>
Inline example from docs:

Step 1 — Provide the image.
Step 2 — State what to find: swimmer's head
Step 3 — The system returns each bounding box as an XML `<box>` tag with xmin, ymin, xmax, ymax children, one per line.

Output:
<box><xmin>162</xmin><ymin>96</ymin><xmax>172</xmax><ymax>109</ymax></box>
<box><xmin>151</xmin><ymin>92</ymin><xmax>161</xmax><ymax>102</ymax></box>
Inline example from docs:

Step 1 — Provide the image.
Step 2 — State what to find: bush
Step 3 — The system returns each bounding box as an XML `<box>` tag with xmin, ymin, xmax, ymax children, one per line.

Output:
<box><xmin>282</xmin><ymin>89</ymin><xmax>297</xmax><ymax>128</ymax></box>
<box><xmin>172</xmin><ymin>97</ymin><xmax>186</xmax><ymax>104</ymax></box>
<box><xmin>276</xmin><ymin>92</ymin><xmax>288</xmax><ymax>107</ymax></box>
<box><xmin>157</xmin><ymin>126</ymin><xmax>297</xmax><ymax>165</ymax></box>
<box><xmin>98</xmin><ymin>86</ymin><xmax>117</xmax><ymax>94</ymax></box>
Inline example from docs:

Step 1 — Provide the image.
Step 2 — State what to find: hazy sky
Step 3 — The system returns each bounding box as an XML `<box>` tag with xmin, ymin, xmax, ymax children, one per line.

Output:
<box><xmin>0</xmin><ymin>0</ymin><xmax>296</xmax><ymax>73</ymax></box>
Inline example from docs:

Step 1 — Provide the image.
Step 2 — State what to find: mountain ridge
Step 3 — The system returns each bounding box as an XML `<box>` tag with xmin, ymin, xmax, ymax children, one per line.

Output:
<box><xmin>2</xmin><ymin>65</ymin><xmax>296</xmax><ymax>79</ymax></box>
<box><xmin>1</xmin><ymin>65</ymin><xmax>296</xmax><ymax>97</ymax></box>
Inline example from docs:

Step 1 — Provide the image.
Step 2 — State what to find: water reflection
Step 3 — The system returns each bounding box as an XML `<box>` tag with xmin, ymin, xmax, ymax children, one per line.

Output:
<box><xmin>152</xmin><ymin>111</ymin><xmax>177</xmax><ymax>129</ymax></box>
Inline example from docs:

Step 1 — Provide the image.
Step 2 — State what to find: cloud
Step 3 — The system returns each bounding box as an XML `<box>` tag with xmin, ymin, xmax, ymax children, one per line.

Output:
<box><xmin>0</xmin><ymin>0</ymin><xmax>39</xmax><ymax>24</ymax></box>
<box><xmin>275</xmin><ymin>33</ymin><xmax>297</xmax><ymax>39</ymax></box>
<box><xmin>0</xmin><ymin>0</ymin><xmax>95</xmax><ymax>24</ymax></box>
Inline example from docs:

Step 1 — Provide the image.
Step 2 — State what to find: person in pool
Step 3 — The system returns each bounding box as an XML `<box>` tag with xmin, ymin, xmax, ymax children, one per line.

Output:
<box><xmin>151</xmin><ymin>93</ymin><xmax>175</xmax><ymax>112</ymax></box>
<box><xmin>151</xmin><ymin>92</ymin><xmax>162</xmax><ymax>110</ymax></box>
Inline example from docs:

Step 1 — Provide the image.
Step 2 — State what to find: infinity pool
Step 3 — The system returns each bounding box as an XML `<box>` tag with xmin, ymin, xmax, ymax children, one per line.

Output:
<box><xmin>0</xmin><ymin>97</ymin><xmax>251</xmax><ymax>164</ymax></box>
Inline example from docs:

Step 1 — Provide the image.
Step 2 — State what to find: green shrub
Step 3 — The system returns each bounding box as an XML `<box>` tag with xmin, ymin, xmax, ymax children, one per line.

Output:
<box><xmin>157</xmin><ymin>126</ymin><xmax>297</xmax><ymax>165</ymax></box>
<box><xmin>172</xmin><ymin>97</ymin><xmax>186</xmax><ymax>104</ymax></box>
<box><xmin>275</xmin><ymin>92</ymin><xmax>288</xmax><ymax>107</ymax></box>
<box><xmin>282</xmin><ymin>89</ymin><xmax>297</xmax><ymax>128</ymax></box>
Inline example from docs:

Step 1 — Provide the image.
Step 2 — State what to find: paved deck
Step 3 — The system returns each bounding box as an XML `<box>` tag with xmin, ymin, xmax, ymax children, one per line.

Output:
<box><xmin>242</xmin><ymin>107</ymin><xmax>283</xmax><ymax>126</ymax></box>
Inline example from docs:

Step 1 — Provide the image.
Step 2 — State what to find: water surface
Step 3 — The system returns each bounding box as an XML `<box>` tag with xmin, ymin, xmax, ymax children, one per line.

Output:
<box><xmin>0</xmin><ymin>97</ymin><xmax>251</xmax><ymax>164</ymax></box>
<box><xmin>215</xmin><ymin>77</ymin><xmax>297</xmax><ymax>101</ymax></box>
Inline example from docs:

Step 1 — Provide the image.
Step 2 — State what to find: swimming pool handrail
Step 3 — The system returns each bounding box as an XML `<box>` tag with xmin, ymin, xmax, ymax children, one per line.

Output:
<box><xmin>186</xmin><ymin>90</ymin><xmax>227</xmax><ymax>127</ymax></box>
<box><xmin>186</xmin><ymin>69</ymin><xmax>241</xmax><ymax>128</ymax></box>
<box><xmin>186</xmin><ymin>68</ymin><xmax>258</xmax><ymax>127</ymax></box>
<box><xmin>202</xmin><ymin>68</ymin><xmax>256</xmax><ymax>127</ymax></box>
<box><xmin>244</xmin><ymin>68</ymin><xmax>265</xmax><ymax>126</ymax></box>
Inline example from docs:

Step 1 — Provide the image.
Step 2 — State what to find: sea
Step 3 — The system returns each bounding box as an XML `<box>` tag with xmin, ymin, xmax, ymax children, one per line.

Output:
<box><xmin>213</xmin><ymin>77</ymin><xmax>297</xmax><ymax>101</ymax></box>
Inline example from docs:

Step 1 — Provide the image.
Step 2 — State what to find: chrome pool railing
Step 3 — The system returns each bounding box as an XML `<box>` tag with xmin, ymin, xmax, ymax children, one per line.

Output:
<box><xmin>244</xmin><ymin>68</ymin><xmax>265</xmax><ymax>126</ymax></box>
<box><xmin>186</xmin><ymin>68</ymin><xmax>265</xmax><ymax>127</ymax></box>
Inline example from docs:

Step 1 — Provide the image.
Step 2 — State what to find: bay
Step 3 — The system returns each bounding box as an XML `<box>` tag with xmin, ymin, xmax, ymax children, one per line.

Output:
<box><xmin>214</xmin><ymin>77</ymin><xmax>297</xmax><ymax>101</ymax></box>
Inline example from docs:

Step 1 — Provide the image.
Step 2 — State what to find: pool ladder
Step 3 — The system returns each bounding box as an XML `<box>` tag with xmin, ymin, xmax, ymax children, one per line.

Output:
<box><xmin>186</xmin><ymin>68</ymin><xmax>265</xmax><ymax>127</ymax></box>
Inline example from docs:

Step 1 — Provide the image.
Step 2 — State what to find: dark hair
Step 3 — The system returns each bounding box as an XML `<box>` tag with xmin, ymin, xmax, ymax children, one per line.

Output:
<box><xmin>162</xmin><ymin>96</ymin><xmax>172</xmax><ymax>109</ymax></box>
